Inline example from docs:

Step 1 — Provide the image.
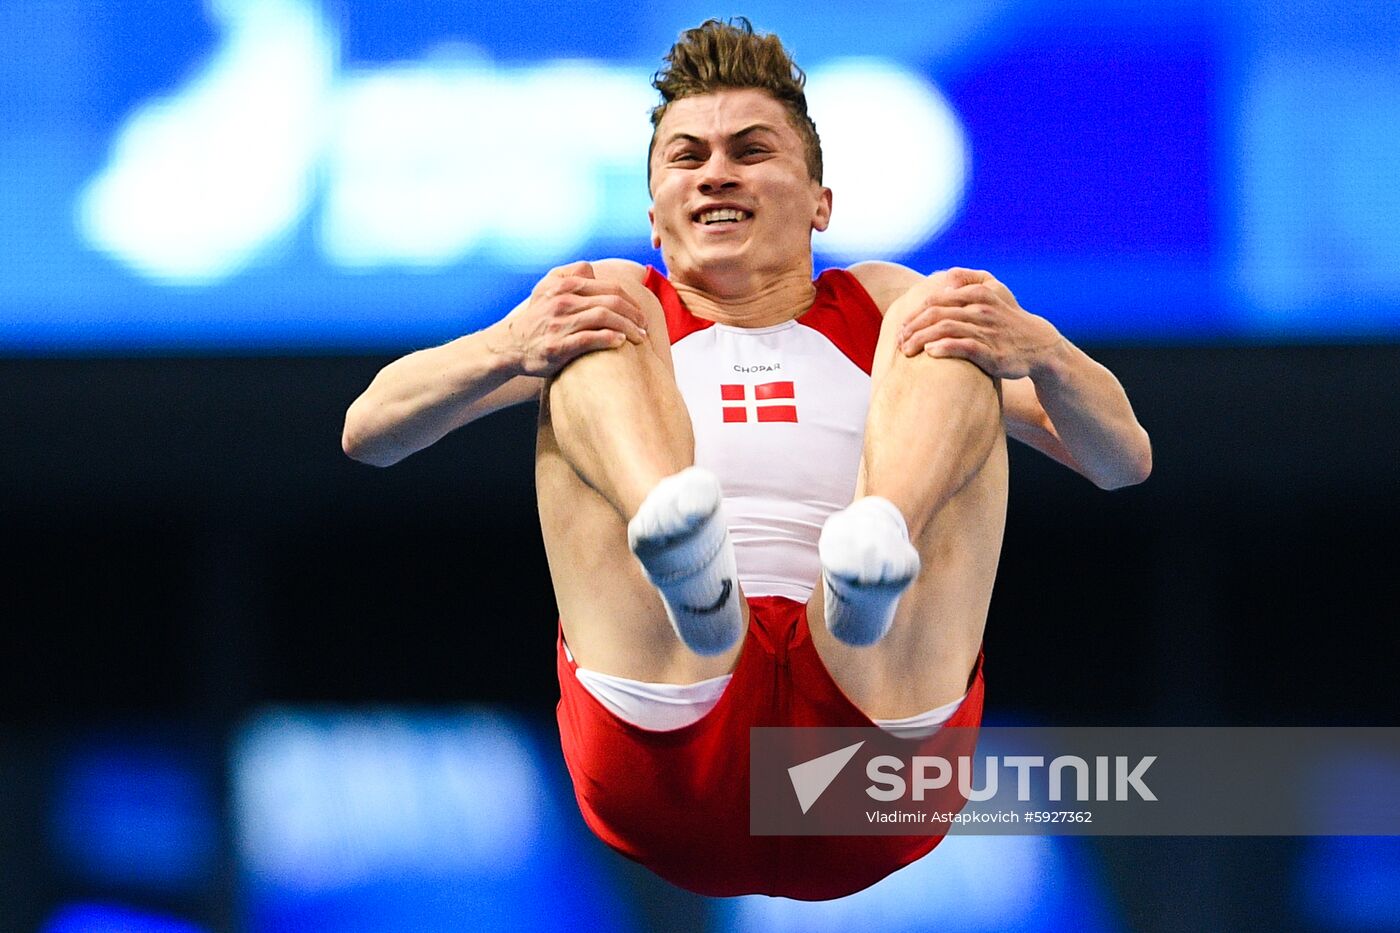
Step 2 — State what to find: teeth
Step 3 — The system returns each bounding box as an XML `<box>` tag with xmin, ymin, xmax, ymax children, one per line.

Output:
<box><xmin>698</xmin><ymin>209</ymin><xmax>749</xmax><ymax>224</ymax></box>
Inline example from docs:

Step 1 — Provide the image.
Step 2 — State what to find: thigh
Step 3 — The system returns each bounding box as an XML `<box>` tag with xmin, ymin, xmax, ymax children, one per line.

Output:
<box><xmin>808</xmin><ymin>435</ymin><xmax>1008</xmax><ymax>719</ymax></box>
<box><xmin>536</xmin><ymin>378</ymin><xmax>748</xmax><ymax>686</ymax></box>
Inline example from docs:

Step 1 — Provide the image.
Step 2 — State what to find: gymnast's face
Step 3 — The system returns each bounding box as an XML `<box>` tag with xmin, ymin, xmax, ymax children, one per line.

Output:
<box><xmin>648</xmin><ymin>88</ymin><xmax>831</xmax><ymax>284</ymax></box>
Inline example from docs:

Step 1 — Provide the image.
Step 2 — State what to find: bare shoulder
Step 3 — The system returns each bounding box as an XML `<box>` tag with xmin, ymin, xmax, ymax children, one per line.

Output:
<box><xmin>845</xmin><ymin>260</ymin><xmax>925</xmax><ymax>315</ymax></box>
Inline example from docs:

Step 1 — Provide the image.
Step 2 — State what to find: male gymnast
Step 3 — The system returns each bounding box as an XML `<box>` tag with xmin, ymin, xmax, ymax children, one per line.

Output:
<box><xmin>343</xmin><ymin>18</ymin><xmax>1151</xmax><ymax>900</ymax></box>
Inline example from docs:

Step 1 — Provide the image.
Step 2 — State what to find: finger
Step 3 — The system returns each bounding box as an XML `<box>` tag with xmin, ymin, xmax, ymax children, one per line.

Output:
<box><xmin>947</xmin><ymin>282</ymin><xmax>999</xmax><ymax>307</ymax></box>
<box><xmin>590</xmin><ymin>299</ymin><xmax>650</xmax><ymax>343</ymax></box>
<box><xmin>570</xmin><ymin>305</ymin><xmax>649</xmax><ymax>344</ymax></box>
<box><xmin>951</xmin><ymin>270</ymin><xmax>1017</xmax><ymax>307</ymax></box>
<box><xmin>558</xmin><ymin>291</ymin><xmax>648</xmax><ymax>336</ymax></box>
<box><xmin>552</xmin><ymin>329</ymin><xmax>628</xmax><ymax>364</ymax></box>
<box><xmin>898</xmin><ymin>305</ymin><xmax>979</xmax><ymax>345</ymax></box>
<box><xmin>981</xmin><ymin>274</ymin><xmax>1017</xmax><ymax>304</ymax></box>
<box><xmin>548</xmin><ymin>280</ymin><xmax>647</xmax><ymax>327</ymax></box>
<box><xmin>534</xmin><ymin>269</ymin><xmax>591</xmax><ymax>298</ymax></box>
<box><xmin>569</xmin><ymin>280</ymin><xmax>646</xmax><ymax>318</ymax></box>
<box><xmin>543</xmin><ymin>276</ymin><xmax>633</xmax><ymax>306</ymax></box>
<box><xmin>925</xmin><ymin>336</ymin><xmax>994</xmax><ymax>372</ymax></box>
<box><xmin>939</xmin><ymin>267</ymin><xmax>992</xmax><ymax>289</ymax></box>
<box><xmin>902</xmin><ymin>319</ymin><xmax>978</xmax><ymax>356</ymax></box>
<box><xmin>547</xmin><ymin>260</ymin><xmax>596</xmax><ymax>280</ymax></box>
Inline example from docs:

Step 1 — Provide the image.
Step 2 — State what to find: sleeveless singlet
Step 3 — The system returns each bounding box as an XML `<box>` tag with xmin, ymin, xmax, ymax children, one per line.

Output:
<box><xmin>646</xmin><ymin>265</ymin><xmax>883</xmax><ymax>600</ymax></box>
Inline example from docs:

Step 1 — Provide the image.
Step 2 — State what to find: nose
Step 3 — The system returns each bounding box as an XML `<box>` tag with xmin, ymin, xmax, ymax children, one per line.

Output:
<box><xmin>697</xmin><ymin>152</ymin><xmax>740</xmax><ymax>194</ymax></box>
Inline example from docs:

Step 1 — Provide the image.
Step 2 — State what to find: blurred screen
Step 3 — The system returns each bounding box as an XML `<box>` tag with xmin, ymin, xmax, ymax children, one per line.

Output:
<box><xmin>231</xmin><ymin>709</ymin><xmax>635</xmax><ymax>931</ymax></box>
<box><xmin>3</xmin><ymin>0</ymin><xmax>1398</xmax><ymax>352</ymax></box>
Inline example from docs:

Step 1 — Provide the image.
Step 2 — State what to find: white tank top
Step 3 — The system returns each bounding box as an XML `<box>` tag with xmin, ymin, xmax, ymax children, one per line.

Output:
<box><xmin>644</xmin><ymin>267</ymin><xmax>883</xmax><ymax>602</ymax></box>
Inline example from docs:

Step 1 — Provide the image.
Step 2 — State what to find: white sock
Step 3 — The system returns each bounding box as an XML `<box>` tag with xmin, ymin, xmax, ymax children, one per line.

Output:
<box><xmin>627</xmin><ymin>466</ymin><xmax>744</xmax><ymax>656</ymax></box>
<box><xmin>818</xmin><ymin>496</ymin><xmax>920</xmax><ymax>646</ymax></box>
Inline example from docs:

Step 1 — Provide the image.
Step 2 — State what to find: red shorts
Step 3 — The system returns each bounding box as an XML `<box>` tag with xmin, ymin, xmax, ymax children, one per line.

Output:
<box><xmin>556</xmin><ymin>595</ymin><xmax>987</xmax><ymax>900</ymax></box>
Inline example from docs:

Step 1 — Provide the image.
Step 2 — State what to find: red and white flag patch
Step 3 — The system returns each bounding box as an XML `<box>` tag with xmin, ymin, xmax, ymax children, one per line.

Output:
<box><xmin>719</xmin><ymin>381</ymin><xmax>797</xmax><ymax>423</ymax></box>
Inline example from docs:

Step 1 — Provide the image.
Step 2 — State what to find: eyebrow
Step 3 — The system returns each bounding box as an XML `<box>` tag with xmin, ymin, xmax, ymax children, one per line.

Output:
<box><xmin>660</xmin><ymin>124</ymin><xmax>780</xmax><ymax>149</ymax></box>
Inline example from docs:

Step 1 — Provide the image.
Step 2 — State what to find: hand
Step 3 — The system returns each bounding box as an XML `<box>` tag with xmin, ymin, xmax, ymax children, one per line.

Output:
<box><xmin>896</xmin><ymin>268</ymin><xmax>1064</xmax><ymax>380</ymax></box>
<box><xmin>491</xmin><ymin>261</ymin><xmax>650</xmax><ymax>377</ymax></box>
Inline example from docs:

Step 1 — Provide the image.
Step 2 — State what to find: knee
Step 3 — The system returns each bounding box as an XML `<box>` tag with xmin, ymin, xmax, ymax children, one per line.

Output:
<box><xmin>878</xmin><ymin>285</ymin><xmax>926</xmax><ymax>339</ymax></box>
<box><xmin>945</xmin><ymin>357</ymin><xmax>1003</xmax><ymax>434</ymax></box>
<box><xmin>889</xmin><ymin>340</ymin><xmax>1000</xmax><ymax>410</ymax></box>
<box><xmin>876</xmin><ymin>270</ymin><xmax>1004</xmax><ymax>391</ymax></box>
<box><xmin>548</xmin><ymin>334</ymin><xmax>665</xmax><ymax>401</ymax></box>
<box><xmin>899</xmin><ymin>356</ymin><xmax>1003</xmax><ymax>465</ymax></box>
<box><xmin>936</xmin><ymin>355</ymin><xmax>1000</xmax><ymax>401</ymax></box>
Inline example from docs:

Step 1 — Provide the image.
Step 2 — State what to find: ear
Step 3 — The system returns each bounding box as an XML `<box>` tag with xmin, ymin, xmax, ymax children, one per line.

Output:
<box><xmin>649</xmin><ymin>207</ymin><xmax>661</xmax><ymax>249</ymax></box>
<box><xmin>812</xmin><ymin>186</ymin><xmax>833</xmax><ymax>233</ymax></box>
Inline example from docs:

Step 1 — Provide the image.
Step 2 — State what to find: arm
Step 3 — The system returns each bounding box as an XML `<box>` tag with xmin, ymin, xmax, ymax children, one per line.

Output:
<box><xmin>342</xmin><ymin>259</ymin><xmax>650</xmax><ymax>467</ymax></box>
<box><xmin>849</xmin><ymin>261</ymin><xmax>1152</xmax><ymax>490</ymax></box>
<box><xmin>999</xmin><ymin>360</ymin><xmax>1152</xmax><ymax>490</ymax></box>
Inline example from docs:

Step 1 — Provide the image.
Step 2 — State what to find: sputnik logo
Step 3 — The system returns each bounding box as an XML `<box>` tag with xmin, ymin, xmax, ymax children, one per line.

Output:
<box><xmin>720</xmin><ymin>381</ymin><xmax>798</xmax><ymax>423</ymax></box>
<box><xmin>788</xmin><ymin>741</ymin><xmax>865</xmax><ymax>814</ymax></box>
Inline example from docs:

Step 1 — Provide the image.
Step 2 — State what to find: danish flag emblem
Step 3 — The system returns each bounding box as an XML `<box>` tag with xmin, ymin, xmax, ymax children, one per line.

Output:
<box><xmin>720</xmin><ymin>381</ymin><xmax>798</xmax><ymax>423</ymax></box>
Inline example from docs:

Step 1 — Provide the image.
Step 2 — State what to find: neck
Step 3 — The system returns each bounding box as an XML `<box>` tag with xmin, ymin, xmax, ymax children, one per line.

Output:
<box><xmin>668</xmin><ymin>261</ymin><xmax>817</xmax><ymax>328</ymax></box>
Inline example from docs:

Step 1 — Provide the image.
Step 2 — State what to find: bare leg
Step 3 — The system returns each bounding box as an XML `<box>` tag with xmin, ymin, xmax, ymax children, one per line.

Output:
<box><xmin>537</xmin><ymin>278</ymin><xmax>746</xmax><ymax>682</ymax></box>
<box><xmin>809</xmin><ymin>299</ymin><xmax>1009</xmax><ymax>718</ymax></box>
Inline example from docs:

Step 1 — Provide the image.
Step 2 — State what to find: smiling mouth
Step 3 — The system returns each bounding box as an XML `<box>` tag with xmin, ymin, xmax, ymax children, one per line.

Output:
<box><xmin>694</xmin><ymin>208</ymin><xmax>752</xmax><ymax>225</ymax></box>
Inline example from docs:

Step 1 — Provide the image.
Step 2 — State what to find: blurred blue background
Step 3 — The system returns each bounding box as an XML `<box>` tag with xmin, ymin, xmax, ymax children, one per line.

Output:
<box><xmin>3</xmin><ymin>0</ymin><xmax>1399</xmax><ymax>351</ymax></box>
<box><xmin>3</xmin><ymin>1</ymin><xmax>1398</xmax><ymax>931</ymax></box>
